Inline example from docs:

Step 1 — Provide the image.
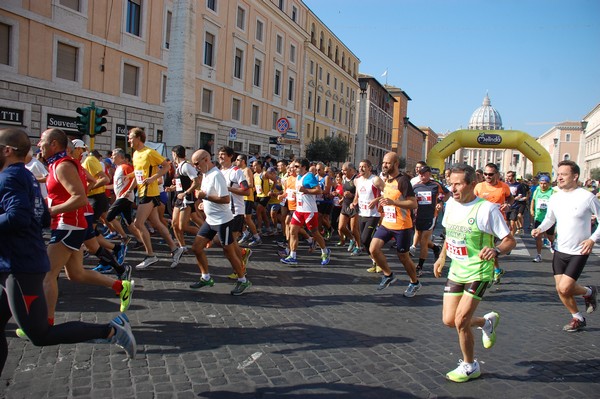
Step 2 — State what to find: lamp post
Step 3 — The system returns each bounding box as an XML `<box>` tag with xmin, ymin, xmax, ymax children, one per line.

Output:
<box><xmin>579</xmin><ymin>120</ymin><xmax>588</xmax><ymax>178</ymax></box>
<box><xmin>553</xmin><ymin>137</ymin><xmax>559</xmax><ymax>179</ymax></box>
<box><xmin>356</xmin><ymin>78</ymin><xmax>368</xmax><ymax>163</ymax></box>
<box><xmin>402</xmin><ymin>116</ymin><xmax>409</xmax><ymax>169</ymax></box>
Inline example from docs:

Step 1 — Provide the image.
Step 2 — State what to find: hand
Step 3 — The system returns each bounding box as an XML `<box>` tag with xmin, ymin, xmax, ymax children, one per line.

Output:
<box><xmin>433</xmin><ymin>258</ymin><xmax>444</xmax><ymax>278</ymax></box>
<box><xmin>177</xmin><ymin>192</ymin><xmax>185</xmax><ymax>200</ymax></box>
<box><xmin>478</xmin><ymin>246</ymin><xmax>498</xmax><ymax>261</ymax></box>
<box><xmin>580</xmin><ymin>239</ymin><xmax>595</xmax><ymax>255</ymax></box>
<box><xmin>531</xmin><ymin>228</ymin><xmax>541</xmax><ymax>238</ymax></box>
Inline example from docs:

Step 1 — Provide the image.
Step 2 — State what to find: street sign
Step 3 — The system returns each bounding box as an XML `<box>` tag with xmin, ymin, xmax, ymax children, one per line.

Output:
<box><xmin>229</xmin><ymin>128</ymin><xmax>237</xmax><ymax>140</ymax></box>
<box><xmin>275</xmin><ymin>144</ymin><xmax>283</xmax><ymax>151</ymax></box>
<box><xmin>276</xmin><ymin>117</ymin><xmax>290</xmax><ymax>134</ymax></box>
<box><xmin>269</xmin><ymin>136</ymin><xmax>279</xmax><ymax>144</ymax></box>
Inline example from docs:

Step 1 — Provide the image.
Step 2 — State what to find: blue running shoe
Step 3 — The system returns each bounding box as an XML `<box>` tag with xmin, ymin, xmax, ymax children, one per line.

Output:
<box><xmin>93</xmin><ymin>264</ymin><xmax>113</xmax><ymax>274</ymax></box>
<box><xmin>320</xmin><ymin>248</ymin><xmax>331</xmax><ymax>266</ymax></box>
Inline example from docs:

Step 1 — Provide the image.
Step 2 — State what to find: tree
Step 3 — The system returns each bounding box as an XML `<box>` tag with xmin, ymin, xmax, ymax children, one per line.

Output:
<box><xmin>590</xmin><ymin>168</ymin><xmax>600</xmax><ymax>181</ymax></box>
<box><xmin>305</xmin><ymin>136</ymin><xmax>349</xmax><ymax>163</ymax></box>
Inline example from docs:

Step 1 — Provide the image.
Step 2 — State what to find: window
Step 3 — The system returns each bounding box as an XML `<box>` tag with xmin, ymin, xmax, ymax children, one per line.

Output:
<box><xmin>334</xmin><ymin>77</ymin><xmax>337</xmax><ymax>90</ymax></box>
<box><xmin>291</xmin><ymin>6</ymin><xmax>298</xmax><ymax>22</ymax></box>
<box><xmin>289</xmin><ymin>44</ymin><xmax>296</xmax><ymax>63</ymax></box>
<box><xmin>202</xmin><ymin>88</ymin><xmax>212</xmax><ymax>113</ymax></box>
<box><xmin>207</xmin><ymin>0</ymin><xmax>216</xmax><ymax>12</ymax></box>
<box><xmin>272</xmin><ymin>112</ymin><xmax>279</xmax><ymax>130</ymax></box>
<box><xmin>318</xmin><ymin>66</ymin><xmax>322</xmax><ymax>80</ymax></box>
<box><xmin>234</xmin><ymin>48</ymin><xmax>243</xmax><ymax>79</ymax></box>
<box><xmin>310</xmin><ymin>60</ymin><xmax>314</xmax><ymax>75</ymax></box>
<box><xmin>278</xmin><ymin>0</ymin><xmax>284</xmax><ymax>10</ymax></box>
<box><xmin>164</xmin><ymin>10</ymin><xmax>172</xmax><ymax>49</ymax></box>
<box><xmin>326</xmin><ymin>72</ymin><xmax>330</xmax><ymax>85</ymax></box>
<box><xmin>325</xmin><ymin>100</ymin><xmax>329</xmax><ymax>117</ymax></box>
<box><xmin>563</xmin><ymin>153</ymin><xmax>570</xmax><ymax>161</ymax></box>
<box><xmin>232</xmin><ymin>98</ymin><xmax>241</xmax><ymax>121</ymax></box>
<box><xmin>161</xmin><ymin>74</ymin><xmax>167</xmax><ymax>103</ymax></box>
<box><xmin>126</xmin><ymin>0</ymin><xmax>141</xmax><ymax>36</ymax></box>
<box><xmin>0</xmin><ymin>23</ymin><xmax>9</xmax><ymax>65</ymax></box>
<box><xmin>236</xmin><ymin>7</ymin><xmax>245</xmax><ymax>30</ymax></box>
<box><xmin>307</xmin><ymin>91</ymin><xmax>312</xmax><ymax>110</ymax></box>
<box><xmin>256</xmin><ymin>20</ymin><xmax>263</xmax><ymax>42</ymax></box>
<box><xmin>60</xmin><ymin>0</ymin><xmax>80</xmax><ymax>11</ymax></box>
<box><xmin>123</xmin><ymin>63</ymin><xmax>139</xmax><ymax>95</ymax></box>
<box><xmin>276</xmin><ymin>35</ymin><xmax>283</xmax><ymax>54</ymax></box>
<box><xmin>253</xmin><ymin>59</ymin><xmax>261</xmax><ymax>87</ymax></box>
<box><xmin>56</xmin><ymin>42</ymin><xmax>78</xmax><ymax>81</ymax></box>
<box><xmin>251</xmin><ymin>105</ymin><xmax>259</xmax><ymax>126</ymax></box>
<box><xmin>332</xmin><ymin>105</ymin><xmax>336</xmax><ymax>121</ymax></box>
<box><xmin>249</xmin><ymin>143</ymin><xmax>261</xmax><ymax>156</ymax></box>
<box><xmin>565</xmin><ymin>133</ymin><xmax>571</xmax><ymax>142</ymax></box>
<box><xmin>274</xmin><ymin>69</ymin><xmax>281</xmax><ymax>96</ymax></box>
<box><xmin>288</xmin><ymin>77</ymin><xmax>294</xmax><ymax>101</ymax></box>
<box><xmin>204</xmin><ymin>32</ymin><xmax>214</xmax><ymax>66</ymax></box>
<box><xmin>316</xmin><ymin>96</ymin><xmax>321</xmax><ymax>113</ymax></box>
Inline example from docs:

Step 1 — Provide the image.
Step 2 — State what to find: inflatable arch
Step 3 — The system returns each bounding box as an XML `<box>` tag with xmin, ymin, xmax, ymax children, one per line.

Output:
<box><xmin>426</xmin><ymin>130</ymin><xmax>552</xmax><ymax>177</ymax></box>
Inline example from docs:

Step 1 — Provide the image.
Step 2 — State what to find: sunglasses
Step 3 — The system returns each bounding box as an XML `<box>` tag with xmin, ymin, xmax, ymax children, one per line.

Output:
<box><xmin>483</xmin><ymin>172</ymin><xmax>496</xmax><ymax>176</ymax></box>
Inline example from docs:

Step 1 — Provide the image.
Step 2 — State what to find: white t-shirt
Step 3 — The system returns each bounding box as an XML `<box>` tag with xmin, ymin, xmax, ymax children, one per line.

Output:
<box><xmin>25</xmin><ymin>158</ymin><xmax>48</xmax><ymax>198</ymax></box>
<box><xmin>221</xmin><ymin>165</ymin><xmax>246</xmax><ymax>216</ymax></box>
<box><xmin>295</xmin><ymin>172</ymin><xmax>319</xmax><ymax>213</ymax></box>
<box><xmin>113</xmin><ymin>164</ymin><xmax>135</xmax><ymax>202</ymax></box>
<box><xmin>356</xmin><ymin>174</ymin><xmax>381</xmax><ymax>217</ymax></box>
<box><xmin>537</xmin><ymin>187</ymin><xmax>600</xmax><ymax>255</ymax></box>
<box><xmin>442</xmin><ymin>197</ymin><xmax>510</xmax><ymax>240</ymax></box>
<box><xmin>201</xmin><ymin>166</ymin><xmax>233</xmax><ymax>226</ymax></box>
<box><xmin>410</xmin><ymin>175</ymin><xmax>421</xmax><ymax>187</ymax></box>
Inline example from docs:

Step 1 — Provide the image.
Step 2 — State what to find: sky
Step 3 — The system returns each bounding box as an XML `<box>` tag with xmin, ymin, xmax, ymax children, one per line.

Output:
<box><xmin>303</xmin><ymin>0</ymin><xmax>600</xmax><ymax>137</ymax></box>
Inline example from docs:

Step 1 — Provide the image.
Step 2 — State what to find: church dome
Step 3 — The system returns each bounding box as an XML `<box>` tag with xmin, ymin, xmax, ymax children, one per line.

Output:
<box><xmin>468</xmin><ymin>94</ymin><xmax>503</xmax><ymax>130</ymax></box>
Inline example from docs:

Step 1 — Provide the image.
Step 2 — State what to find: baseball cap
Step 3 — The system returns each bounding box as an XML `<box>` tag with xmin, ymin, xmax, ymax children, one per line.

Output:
<box><xmin>418</xmin><ymin>166</ymin><xmax>431</xmax><ymax>174</ymax></box>
<box><xmin>72</xmin><ymin>139</ymin><xmax>87</xmax><ymax>149</ymax></box>
<box><xmin>539</xmin><ymin>175</ymin><xmax>551</xmax><ymax>183</ymax></box>
<box><xmin>267</xmin><ymin>167</ymin><xmax>277</xmax><ymax>173</ymax></box>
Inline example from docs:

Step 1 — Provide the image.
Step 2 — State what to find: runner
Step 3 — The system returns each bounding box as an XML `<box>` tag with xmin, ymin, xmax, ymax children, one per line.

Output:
<box><xmin>434</xmin><ymin>164</ymin><xmax>515</xmax><ymax>382</ymax></box>
<box><xmin>530</xmin><ymin>174</ymin><xmax>555</xmax><ymax>263</ymax></box>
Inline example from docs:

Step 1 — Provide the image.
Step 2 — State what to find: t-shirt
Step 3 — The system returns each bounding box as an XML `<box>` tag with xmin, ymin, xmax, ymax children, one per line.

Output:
<box><xmin>508</xmin><ymin>182</ymin><xmax>528</xmax><ymax>208</ymax></box>
<box><xmin>381</xmin><ymin>174</ymin><xmax>415</xmax><ymax>230</ymax></box>
<box><xmin>442</xmin><ymin>197</ymin><xmax>510</xmax><ymax>240</ymax></box>
<box><xmin>201</xmin><ymin>166</ymin><xmax>233</xmax><ymax>226</ymax></box>
<box><xmin>474</xmin><ymin>181</ymin><xmax>511</xmax><ymax>205</ymax></box>
<box><xmin>25</xmin><ymin>157</ymin><xmax>48</xmax><ymax>198</ymax></box>
<box><xmin>132</xmin><ymin>146</ymin><xmax>166</xmax><ymax>197</ymax></box>
<box><xmin>531</xmin><ymin>187</ymin><xmax>554</xmax><ymax>222</ymax></box>
<box><xmin>284</xmin><ymin>175</ymin><xmax>297</xmax><ymax>210</ymax></box>
<box><xmin>113</xmin><ymin>164</ymin><xmax>135</xmax><ymax>202</ymax></box>
<box><xmin>82</xmin><ymin>155</ymin><xmax>106</xmax><ymax>196</ymax></box>
<box><xmin>356</xmin><ymin>174</ymin><xmax>381</xmax><ymax>218</ymax></box>
<box><xmin>537</xmin><ymin>188</ymin><xmax>600</xmax><ymax>255</ymax></box>
<box><xmin>413</xmin><ymin>179</ymin><xmax>448</xmax><ymax>220</ymax></box>
<box><xmin>221</xmin><ymin>165</ymin><xmax>247</xmax><ymax>216</ymax></box>
<box><xmin>296</xmin><ymin>172</ymin><xmax>319</xmax><ymax>213</ymax></box>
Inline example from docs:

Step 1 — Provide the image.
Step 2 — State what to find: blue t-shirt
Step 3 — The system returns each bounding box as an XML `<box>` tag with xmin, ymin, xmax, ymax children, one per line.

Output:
<box><xmin>0</xmin><ymin>163</ymin><xmax>50</xmax><ymax>273</ymax></box>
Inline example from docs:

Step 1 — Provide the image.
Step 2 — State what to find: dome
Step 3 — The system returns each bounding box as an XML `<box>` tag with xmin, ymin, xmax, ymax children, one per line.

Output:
<box><xmin>468</xmin><ymin>94</ymin><xmax>503</xmax><ymax>130</ymax></box>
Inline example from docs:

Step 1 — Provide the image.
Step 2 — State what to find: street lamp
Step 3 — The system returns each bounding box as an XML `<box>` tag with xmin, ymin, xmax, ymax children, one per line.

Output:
<box><xmin>359</xmin><ymin>79</ymin><xmax>368</xmax><ymax>97</ymax></box>
<box><xmin>401</xmin><ymin>116</ymin><xmax>409</xmax><ymax>168</ymax></box>
<box><xmin>553</xmin><ymin>137</ymin><xmax>559</xmax><ymax>179</ymax></box>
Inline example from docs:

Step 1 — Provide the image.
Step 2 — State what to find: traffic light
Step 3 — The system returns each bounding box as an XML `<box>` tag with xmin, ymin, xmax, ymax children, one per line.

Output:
<box><xmin>76</xmin><ymin>106</ymin><xmax>91</xmax><ymax>135</ymax></box>
<box><xmin>92</xmin><ymin>106</ymin><xmax>108</xmax><ymax>136</ymax></box>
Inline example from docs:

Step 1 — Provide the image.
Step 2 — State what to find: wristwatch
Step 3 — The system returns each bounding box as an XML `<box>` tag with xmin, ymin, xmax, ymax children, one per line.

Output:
<box><xmin>493</xmin><ymin>247</ymin><xmax>501</xmax><ymax>257</ymax></box>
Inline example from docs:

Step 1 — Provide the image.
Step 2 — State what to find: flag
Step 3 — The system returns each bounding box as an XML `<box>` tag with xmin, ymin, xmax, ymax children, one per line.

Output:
<box><xmin>381</xmin><ymin>69</ymin><xmax>388</xmax><ymax>77</ymax></box>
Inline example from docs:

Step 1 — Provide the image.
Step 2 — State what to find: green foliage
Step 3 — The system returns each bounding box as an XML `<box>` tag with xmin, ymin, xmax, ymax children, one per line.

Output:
<box><xmin>590</xmin><ymin>168</ymin><xmax>600</xmax><ymax>181</ymax></box>
<box><xmin>305</xmin><ymin>136</ymin><xmax>349</xmax><ymax>163</ymax></box>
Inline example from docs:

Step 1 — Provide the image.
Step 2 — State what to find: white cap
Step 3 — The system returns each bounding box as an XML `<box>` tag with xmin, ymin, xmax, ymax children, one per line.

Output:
<box><xmin>72</xmin><ymin>139</ymin><xmax>87</xmax><ymax>149</ymax></box>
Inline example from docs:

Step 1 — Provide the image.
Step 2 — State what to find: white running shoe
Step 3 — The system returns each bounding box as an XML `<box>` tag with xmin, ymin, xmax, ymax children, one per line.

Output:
<box><xmin>136</xmin><ymin>255</ymin><xmax>159</xmax><ymax>270</ymax></box>
<box><xmin>533</xmin><ymin>254</ymin><xmax>542</xmax><ymax>263</ymax></box>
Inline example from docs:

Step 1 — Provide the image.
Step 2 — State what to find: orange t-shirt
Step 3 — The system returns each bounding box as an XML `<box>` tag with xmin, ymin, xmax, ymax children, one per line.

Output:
<box><xmin>381</xmin><ymin>174</ymin><xmax>414</xmax><ymax>230</ymax></box>
<box><xmin>474</xmin><ymin>181</ymin><xmax>511</xmax><ymax>205</ymax></box>
<box><xmin>284</xmin><ymin>175</ymin><xmax>297</xmax><ymax>210</ymax></box>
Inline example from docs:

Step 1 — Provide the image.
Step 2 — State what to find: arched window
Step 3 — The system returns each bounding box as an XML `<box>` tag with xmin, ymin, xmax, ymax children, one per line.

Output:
<box><xmin>563</xmin><ymin>153</ymin><xmax>570</xmax><ymax>161</ymax></box>
<box><xmin>319</xmin><ymin>32</ymin><xmax>324</xmax><ymax>51</ymax></box>
<box><xmin>310</xmin><ymin>24</ymin><xmax>315</xmax><ymax>44</ymax></box>
<box><xmin>327</xmin><ymin>39</ymin><xmax>332</xmax><ymax>57</ymax></box>
<box><xmin>335</xmin><ymin>46</ymin><xmax>339</xmax><ymax>63</ymax></box>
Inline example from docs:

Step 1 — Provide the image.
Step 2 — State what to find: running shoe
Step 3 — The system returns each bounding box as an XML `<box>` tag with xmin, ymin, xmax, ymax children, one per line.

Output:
<box><xmin>238</xmin><ymin>232</ymin><xmax>251</xmax><ymax>245</ymax></box>
<box><xmin>93</xmin><ymin>264</ymin><xmax>113</xmax><ymax>274</ymax></box>
<box><xmin>277</xmin><ymin>248</ymin><xmax>290</xmax><ymax>258</ymax></box>
<box><xmin>324</xmin><ymin>230</ymin><xmax>331</xmax><ymax>240</ymax></box>
<box><xmin>227</xmin><ymin>273</ymin><xmax>239</xmax><ymax>280</ymax></box>
<box><xmin>248</xmin><ymin>237</ymin><xmax>263</xmax><ymax>247</ymax></box>
<box><xmin>118</xmin><ymin>264</ymin><xmax>132</xmax><ymax>281</ymax></box>
<box><xmin>533</xmin><ymin>254</ymin><xmax>542</xmax><ymax>263</ymax></box>
<box><xmin>114</xmin><ymin>243</ymin><xmax>127</xmax><ymax>265</ymax></box>
<box><xmin>119</xmin><ymin>280</ymin><xmax>134</xmax><ymax>312</ymax></box>
<box><xmin>347</xmin><ymin>240</ymin><xmax>356</xmax><ymax>252</ymax></box>
<box><xmin>367</xmin><ymin>265</ymin><xmax>378</xmax><ymax>273</ymax></box>
<box><xmin>15</xmin><ymin>328</ymin><xmax>28</xmax><ymax>340</ymax></box>
<box><xmin>493</xmin><ymin>268</ymin><xmax>505</xmax><ymax>285</ymax></box>
<box><xmin>415</xmin><ymin>265</ymin><xmax>423</xmax><ymax>278</ymax></box>
<box><xmin>543</xmin><ymin>238</ymin><xmax>551</xmax><ymax>247</ymax></box>
<box><xmin>481</xmin><ymin>311</ymin><xmax>499</xmax><ymax>349</ymax></box>
<box><xmin>321</xmin><ymin>248</ymin><xmax>331</xmax><ymax>266</ymax></box>
<box><xmin>276</xmin><ymin>240</ymin><xmax>287</xmax><ymax>249</ymax></box>
<box><xmin>446</xmin><ymin>360</ymin><xmax>481</xmax><ymax>383</ymax></box>
<box><xmin>104</xmin><ymin>232</ymin><xmax>119</xmax><ymax>240</ymax></box>
<box><xmin>109</xmin><ymin>313</ymin><xmax>137</xmax><ymax>359</ymax></box>
<box><xmin>231</xmin><ymin>280</ymin><xmax>252</xmax><ymax>296</ymax></box>
<box><xmin>378</xmin><ymin>273</ymin><xmax>396</xmax><ymax>290</ymax></box>
<box><xmin>335</xmin><ymin>241</ymin><xmax>345</xmax><ymax>247</ymax></box>
<box><xmin>563</xmin><ymin>317</ymin><xmax>586</xmax><ymax>332</ymax></box>
<box><xmin>350</xmin><ymin>247</ymin><xmax>362</xmax><ymax>256</ymax></box>
<box><xmin>433</xmin><ymin>245</ymin><xmax>441</xmax><ymax>261</ymax></box>
<box><xmin>135</xmin><ymin>255</ymin><xmax>159</xmax><ymax>270</ymax></box>
<box><xmin>170</xmin><ymin>246</ymin><xmax>186</xmax><ymax>268</ymax></box>
<box><xmin>584</xmin><ymin>286</ymin><xmax>597</xmax><ymax>314</ymax></box>
<box><xmin>280</xmin><ymin>255</ymin><xmax>298</xmax><ymax>265</ymax></box>
<box><xmin>403</xmin><ymin>281</ymin><xmax>422</xmax><ymax>298</ymax></box>
<box><xmin>409</xmin><ymin>245</ymin><xmax>417</xmax><ymax>257</ymax></box>
<box><xmin>189</xmin><ymin>277</ymin><xmax>215</xmax><ymax>289</ymax></box>
<box><xmin>241</xmin><ymin>248</ymin><xmax>253</xmax><ymax>267</ymax></box>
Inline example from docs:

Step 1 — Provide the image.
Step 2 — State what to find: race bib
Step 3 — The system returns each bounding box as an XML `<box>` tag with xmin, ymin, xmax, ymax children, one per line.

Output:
<box><xmin>134</xmin><ymin>170</ymin><xmax>145</xmax><ymax>185</ymax></box>
<box><xmin>333</xmin><ymin>196</ymin><xmax>340</xmax><ymax>206</ymax></box>
<box><xmin>286</xmin><ymin>188</ymin><xmax>296</xmax><ymax>201</ymax></box>
<box><xmin>359</xmin><ymin>199</ymin><xmax>370</xmax><ymax>211</ymax></box>
<box><xmin>446</xmin><ymin>238</ymin><xmax>468</xmax><ymax>262</ymax></box>
<box><xmin>256</xmin><ymin>185</ymin><xmax>263</xmax><ymax>195</ymax></box>
<box><xmin>175</xmin><ymin>178</ymin><xmax>182</xmax><ymax>192</ymax></box>
<box><xmin>536</xmin><ymin>198</ymin><xmax>549</xmax><ymax>210</ymax></box>
<box><xmin>417</xmin><ymin>191</ymin><xmax>432</xmax><ymax>205</ymax></box>
<box><xmin>296</xmin><ymin>191</ymin><xmax>303</xmax><ymax>208</ymax></box>
<box><xmin>383</xmin><ymin>205</ymin><xmax>396</xmax><ymax>222</ymax></box>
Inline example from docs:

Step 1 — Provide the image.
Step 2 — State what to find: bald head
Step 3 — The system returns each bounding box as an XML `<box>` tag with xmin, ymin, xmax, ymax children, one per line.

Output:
<box><xmin>191</xmin><ymin>149</ymin><xmax>211</xmax><ymax>173</ymax></box>
<box><xmin>0</xmin><ymin>128</ymin><xmax>31</xmax><ymax>158</ymax></box>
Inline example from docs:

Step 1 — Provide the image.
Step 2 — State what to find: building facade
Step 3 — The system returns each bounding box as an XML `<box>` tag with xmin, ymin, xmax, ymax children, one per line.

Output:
<box><xmin>0</xmin><ymin>0</ymin><xmax>358</xmax><ymax>161</ymax></box>
<box><xmin>537</xmin><ymin>121</ymin><xmax>585</xmax><ymax>179</ymax></box>
<box><xmin>582</xmin><ymin>103</ymin><xmax>600</xmax><ymax>180</ymax></box>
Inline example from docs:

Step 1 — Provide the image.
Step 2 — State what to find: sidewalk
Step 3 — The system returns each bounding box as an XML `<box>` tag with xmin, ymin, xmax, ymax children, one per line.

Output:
<box><xmin>1</xmin><ymin>232</ymin><xmax>599</xmax><ymax>398</ymax></box>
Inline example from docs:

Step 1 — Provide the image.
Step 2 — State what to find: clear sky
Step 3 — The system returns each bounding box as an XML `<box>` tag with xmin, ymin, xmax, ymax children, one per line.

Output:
<box><xmin>303</xmin><ymin>0</ymin><xmax>600</xmax><ymax>137</ymax></box>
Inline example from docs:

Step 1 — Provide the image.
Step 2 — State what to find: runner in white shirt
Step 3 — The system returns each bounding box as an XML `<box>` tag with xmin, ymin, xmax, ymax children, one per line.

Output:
<box><xmin>532</xmin><ymin>160</ymin><xmax>599</xmax><ymax>332</ymax></box>
<box><xmin>280</xmin><ymin>158</ymin><xmax>331</xmax><ymax>266</ymax></box>
<box><xmin>189</xmin><ymin>149</ymin><xmax>251</xmax><ymax>296</ymax></box>
<box><xmin>25</xmin><ymin>151</ymin><xmax>48</xmax><ymax>199</ymax></box>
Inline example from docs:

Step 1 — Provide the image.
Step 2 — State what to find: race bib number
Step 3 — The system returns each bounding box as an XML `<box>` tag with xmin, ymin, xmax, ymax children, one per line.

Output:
<box><xmin>417</xmin><ymin>191</ymin><xmax>432</xmax><ymax>205</ymax></box>
<box><xmin>286</xmin><ymin>188</ymin><xmax>296</xmax><ymax>201</ymax></box>
<box><xmin>359</xmin><ymin>199</ymin><xmax>370</xmax><ymax>211</ymax></box>
<box><xmin>296</xmin><ymin>192</ymin><xmax>303</xmax><ymax>208</ymax></box>
<box><xmin>134</xmin><ymin>170</ymin><xmax>145</xmax><ymax>185</ymax></box>
<box><xmin>446</xmin><ymin>238</ymin><xmax>468</xmax><ymax>262</ymax></box>
<box><xmin>175</xmin><ymin>178</ymin><xmax>182</xmax><ymax>192</ymax></box>
<box><xmin>536</xmin><ymin>198</ymin><xmax>549</xmax><ymax>210</ymax></box>
<box><xmin>256</xmin><ymin>185</ymin><xmax>263</xmax><ymax>195</ymax></box>
<box><xmin>383</xmin><ymin>205</ymin><xmax>396</xmax><ymax>223</ymax></box>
